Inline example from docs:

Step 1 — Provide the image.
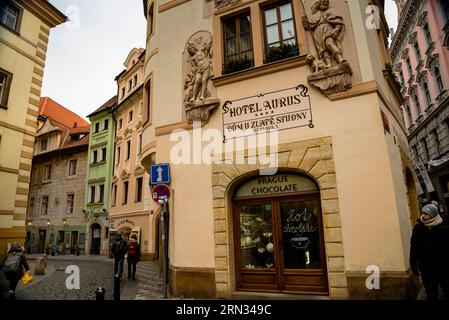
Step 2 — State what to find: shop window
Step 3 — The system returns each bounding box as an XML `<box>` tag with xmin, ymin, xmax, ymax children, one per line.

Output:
<box><xmin>222</xmin><ymin>12</ymin><xmax>254</xmax><ymax>74</ymax></box>
<box><xmin>262</xmin><ymin>1</ymin><xmax>299</xmax><ymax>64</ymax></box>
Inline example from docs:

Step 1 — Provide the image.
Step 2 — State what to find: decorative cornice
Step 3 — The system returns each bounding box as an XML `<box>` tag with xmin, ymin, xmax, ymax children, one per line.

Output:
<box><xmin>425</xmin><ymin>54</ymin><xmax>439</xmax><ymax>71</ymax></box>
<box><xmin>16</xmin><ymin>0</ymin><xmax>67</xmax><ymax>28</ymax></box>
<box><xmin>408</xmin><ymin>31</ymin><xmax>417</xmax><ymax>45</ymax></box>
<box><xmin>134</xmin><ymin>165</ymin><xmax>145</xmax><ymax>176</ymax></box>
<box><xmin>391</xmin><ymin>0</ymin><xmax>421</xmax><ymax>59</ymax></box>
<box><xmin>417</xmin><ymin>11</ymin><xmax>428</xmax><ymax>27</ymax></box>
<box><xmin>120</xmin><ymin>169</ymin><xmax>130</xmax><ymax>180</ymax></box>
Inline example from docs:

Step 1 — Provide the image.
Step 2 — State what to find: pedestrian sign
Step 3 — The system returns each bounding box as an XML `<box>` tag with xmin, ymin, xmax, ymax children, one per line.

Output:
<box><xmin>150</xmin><ymin>163</ymin><xmax>170</xmax><ymax>185</ymax></box>
<box><xmin>152</xmin><ymin>184</ymin><xmax>170</xmax><ymax>204</ymax></box>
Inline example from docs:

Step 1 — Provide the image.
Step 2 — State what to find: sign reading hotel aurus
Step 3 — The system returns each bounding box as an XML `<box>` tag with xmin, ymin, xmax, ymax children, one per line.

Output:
<box><xmin>222</xmin><ymin>85</ymin><xmax>313</xmax><ymax>141</ymax></box>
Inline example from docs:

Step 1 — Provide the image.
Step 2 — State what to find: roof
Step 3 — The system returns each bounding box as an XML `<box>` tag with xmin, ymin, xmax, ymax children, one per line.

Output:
<box><xmin>87</xmin><ymin>95</ymin><xmax>118</xmax><ymax>118</ymax></box>
<box><xmin>36</xmin><ymin>97</ymin><xmax>90</xmax><ymax>155</ymax></box>
<box><xmin>39</xmin><ymin>97</ymin><xmax>89</xmax><ymax>128</ymax></box>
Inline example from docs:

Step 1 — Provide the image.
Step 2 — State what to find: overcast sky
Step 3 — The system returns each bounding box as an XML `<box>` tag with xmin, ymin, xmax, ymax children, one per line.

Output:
<box><xmin>42</xmin><ymin>0</ymin><xmax>146</xmax><ymax>120</ymax></box>
<box><xmin>42</xmin><ymin>0</ymin><xmax>398</xmax><ymax>121</ymax></box>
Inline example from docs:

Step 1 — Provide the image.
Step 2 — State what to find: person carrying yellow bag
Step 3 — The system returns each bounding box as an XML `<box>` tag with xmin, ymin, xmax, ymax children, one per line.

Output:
<box><xmin>21</xmin><ymin>271</ymin><xmax>33</xmax><ymax>285</ymax></box>
<box><xmin>1</xmin><ymin>243</ymin><xmax>30</xmax><ymax>300</ymax></box>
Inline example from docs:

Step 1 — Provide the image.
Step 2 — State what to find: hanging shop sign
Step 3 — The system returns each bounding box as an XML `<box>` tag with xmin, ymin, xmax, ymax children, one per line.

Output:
<box><xmin>222</xmin><ymin>85</ymin><xmax>313</xmax><ymax>141</ymax></box>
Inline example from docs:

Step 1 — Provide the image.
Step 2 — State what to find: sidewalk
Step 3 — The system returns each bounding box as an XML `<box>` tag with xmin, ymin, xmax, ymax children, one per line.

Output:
<box><xmin>15</xmin><ymin>260</ymin><xmax>56</xmax><ymax>294</ymax></box>
<box><xmin>26</xmin><ymin>253</ymin><xmax>112</xmax><ymax>262</ymax></box>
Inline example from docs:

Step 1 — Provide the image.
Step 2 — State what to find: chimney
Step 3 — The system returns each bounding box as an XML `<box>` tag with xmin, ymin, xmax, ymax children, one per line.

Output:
<box><xmin>73</xmin><ymin>122</ymin><xmax>77</xmax><ymax>128</ymax></box>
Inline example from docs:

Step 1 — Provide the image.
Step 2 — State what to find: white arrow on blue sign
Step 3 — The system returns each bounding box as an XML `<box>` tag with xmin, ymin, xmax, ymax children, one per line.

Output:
<box><xmin>150</xmin><ymin>163</ymin><xmax>170</xmax><ymax>184</ymax></box>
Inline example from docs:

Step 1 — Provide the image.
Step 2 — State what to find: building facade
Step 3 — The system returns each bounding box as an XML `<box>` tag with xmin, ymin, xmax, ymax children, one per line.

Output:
<box><xmin>391</xmin><ymin>0</ymin><xmax>449</xmax><ymax>215</ymax></box>
<box><xmin>84</xmin><ymin>96</ymin><xmax>117</xmax><ymax>256</ymax></box>
<box><xmin>109</xmin><ymin>48</ymin><xmax>154</xmax><ymax>261</ymax></box>
<box><xmin>26</xmin><ymin>97</ymin><xmax>89</xmax><ymax>255</ymax></box>
<box><xmin>139</xmin><ymin>0</ymin><xmax>419</xmax><ymax>299</ymax></box>
<box><xmin>0</xmin><ymin>0</ymin><xmax>66</xmax><ymax>260</ymax></box>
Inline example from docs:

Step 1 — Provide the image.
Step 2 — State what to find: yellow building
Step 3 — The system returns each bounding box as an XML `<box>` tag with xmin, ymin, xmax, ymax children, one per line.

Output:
<box><xmin>0</xmin><ymin>0</ymin><xmax>66</xmax><ymax>260</ymax></box>
<box><xmin>139</xmin><ymin>0</ymin><xmax>418</xmax><ymax>299</ymax></box>
<box><xmin>109</xmin><ymin>48</ymin><xmax>155</xmax><ymax>261</ymax></box>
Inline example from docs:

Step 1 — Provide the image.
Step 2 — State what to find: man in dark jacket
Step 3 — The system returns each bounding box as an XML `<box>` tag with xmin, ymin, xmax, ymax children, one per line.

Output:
<box><xmin>111</xmin><ymin>234</ymin><xmax>127</xmax><ymax>280</ymax></box>
<box><xmin>1</xmin><ymin>243</ymin><xmax>30</xmax><ymax>300</ymax></box>
<box><xmin>410</xmin><ymin>202</ymin><xmax>449</xmax><ymax>300</ymax></box>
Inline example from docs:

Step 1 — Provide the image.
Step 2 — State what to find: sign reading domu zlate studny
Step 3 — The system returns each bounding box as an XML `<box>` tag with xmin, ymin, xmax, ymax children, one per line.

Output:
<box><xmin>222</xmin><ymin>85</ymin><xmax>313</xmax><ymax>141</ymax></box>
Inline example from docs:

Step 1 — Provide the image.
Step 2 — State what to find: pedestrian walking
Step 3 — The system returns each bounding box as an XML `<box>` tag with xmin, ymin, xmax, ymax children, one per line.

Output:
<box><xmin>410</xmin><ymin>202</ymin><xmax>449</xmax><ymax>300</ymax></box>
<box><xmin>111</xmin><ymin>234</ymin><xmax>128</xmax><ymax>280</ymax></box>
<box><xmin>127</xmin><ymin>234</ymin><xmax>140</xmax><ymax>280</ymax></box>
<box><xmin>1</xmin><ymin>243</ymin><xmax>30</xmax><ymax>300</ymax></box>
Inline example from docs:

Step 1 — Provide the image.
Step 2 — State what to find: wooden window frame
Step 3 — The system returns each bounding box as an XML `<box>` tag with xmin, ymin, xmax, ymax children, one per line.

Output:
<box><xmin>261</xmin><ymin>1</ymin><xmax>298</xmax><ymax>50</ymax></box>
<box><xmin>0</xmin><ymin>68</ymin><xmax>13</xmax><ymax>109</ymax></box>
<box><xmin>222</xmin><ymin>11</ymin><xmax>254</xmax><ymax>67</ymax></box>
<box><xmin>0</xmin><ymin>1</ymin><xmax>23</xmax><ymax>34</ymax></box>
<box><xmin>66</xmin><ymin>193</ymin><xmax>74</xmax><ymax>214</ymax></box>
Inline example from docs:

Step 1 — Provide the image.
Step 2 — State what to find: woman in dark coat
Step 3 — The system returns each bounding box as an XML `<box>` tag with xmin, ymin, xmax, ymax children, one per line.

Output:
<box><xmin>410</xmin><ymin>202</ymin><xmax>449</xmax><ymax>300</ymax></box>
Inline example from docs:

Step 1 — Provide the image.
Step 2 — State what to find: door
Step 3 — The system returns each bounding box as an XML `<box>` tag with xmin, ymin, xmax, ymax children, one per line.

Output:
<box><xmin>38</xmin><ymin>229</ymin><xmax>46</xmax><ymax>254</ymax></box>
<box><xmin>91</xmin><ymin>225</ymin><xmax>101</xmax><ymax>255</ymax></box>
<box><xmin>234</xmin><ymin>196</ymin><xmax>328</xmax><ymax>294</ymax></box>
<box><xmin>278</xmin><ymin>198</ymin><xmax>328</xmax><ymax>294</ymax></box>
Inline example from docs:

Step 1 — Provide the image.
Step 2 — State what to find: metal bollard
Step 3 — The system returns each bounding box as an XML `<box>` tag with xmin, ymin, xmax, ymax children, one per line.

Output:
<box><xmin>113</xmin><ymin>274</ymin><xmax>120</xmax><ymax>300</ymax></box>
<box><xmin>95</xmin><ymin>287</ymin><xmax>105</xmax><ymax>300</ymax></box>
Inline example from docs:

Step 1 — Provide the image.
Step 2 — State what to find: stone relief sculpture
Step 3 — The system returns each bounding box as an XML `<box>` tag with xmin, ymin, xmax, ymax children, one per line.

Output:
<box><xmin>214</xmin><ymin>0</ymin><xmax>241</xmax><ymax>9</ymax></box>
<box><xmin>183</xmin><ymin>31</ymin><xmax>220</xmax><ymax>124</ymax></box>
<box><xmin>302</xmin><ymin>0</ymin><xmax>352</xmax><ymax>96</ymax></box>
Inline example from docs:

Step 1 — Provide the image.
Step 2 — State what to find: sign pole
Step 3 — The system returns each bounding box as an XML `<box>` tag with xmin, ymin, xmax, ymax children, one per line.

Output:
<box><xmin>161</xmin><ymin>202</ymin><xmax>168</xmax><ymax>299</ymax></box>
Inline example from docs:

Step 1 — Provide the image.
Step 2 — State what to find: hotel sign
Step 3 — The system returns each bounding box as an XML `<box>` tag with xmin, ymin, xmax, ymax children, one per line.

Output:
<box><xmin>222</xmin><ymin>85</ymin><xmax>313</xmax><ymax>141</ymax></box>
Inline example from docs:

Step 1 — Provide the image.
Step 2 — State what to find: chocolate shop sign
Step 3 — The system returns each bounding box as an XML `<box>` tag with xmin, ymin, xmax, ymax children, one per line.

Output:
<box><xmin>235</xmin><ymin>174</ymin><xmax>318</xmax><ymax>198</ymax></box>
<box><xmin>222</xmin><ymin>85</ymin><xmax>313</xmax><ymax>141</ymax></box>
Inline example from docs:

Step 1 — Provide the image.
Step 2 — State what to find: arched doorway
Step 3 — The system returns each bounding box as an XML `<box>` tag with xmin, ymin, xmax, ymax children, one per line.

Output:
<box><xmin>232</xmin><ymin>172</ymin><xmax>328</xmax><ymax>294</ymax></box>
<box><xmin>90</xmin><ymin>223</ymin><xmax>101</xmax><ymax>255</ymax></box>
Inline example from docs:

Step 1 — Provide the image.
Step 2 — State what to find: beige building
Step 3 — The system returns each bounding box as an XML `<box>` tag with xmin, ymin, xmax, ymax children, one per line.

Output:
<box><xmin>0</xmin><ymin>0</ymin><xmax>66</xmax><ymax>260</ymax></box>
<box><xmin>109</xmin><ymin>48</ymin><xmax>154</xmax><ymax>261</ymax></box>
<box><xmin>26</xmin><ymin>97</ymin><xmax>90</xmax><ymax>255</ymax></box>
<box><xmin>138</xmin><ymin>0</ymin><xmax>420</xmax><ymax>299</ymax></box>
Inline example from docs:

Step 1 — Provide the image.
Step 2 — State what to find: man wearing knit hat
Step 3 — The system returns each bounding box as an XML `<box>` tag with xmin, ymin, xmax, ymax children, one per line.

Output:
<box><xmin>410</xmin><ymin>202</ymin><xmax>449</xmax><ymax>300</ymax></box>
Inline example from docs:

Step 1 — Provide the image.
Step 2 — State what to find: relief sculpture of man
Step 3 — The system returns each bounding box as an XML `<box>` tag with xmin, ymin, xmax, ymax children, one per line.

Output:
<box><xmin>186</xmin><ymin>37</ymin><xmax>213</xmax><ymax>102</ymax></box>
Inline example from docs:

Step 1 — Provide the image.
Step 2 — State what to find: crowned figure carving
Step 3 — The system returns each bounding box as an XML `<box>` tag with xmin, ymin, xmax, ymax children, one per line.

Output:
<box><xmin>302</xmin><ymin>0</ymin><xmax>352</xmax><ymax>96</ymax></box>
<box><xmin>183</xmin><ymin>31</ymin><xmax>220</xmax><ymax>124</ymax></box>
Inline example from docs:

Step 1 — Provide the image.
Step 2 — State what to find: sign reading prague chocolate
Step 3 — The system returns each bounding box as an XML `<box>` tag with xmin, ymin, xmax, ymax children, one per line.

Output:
<box><xmin>222</xmin><ymin>85</ymin><xmax>313</xmax><ymax>141</ymax></box>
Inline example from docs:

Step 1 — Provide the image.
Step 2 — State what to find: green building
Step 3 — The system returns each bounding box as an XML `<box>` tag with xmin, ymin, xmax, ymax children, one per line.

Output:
<box><xmin>84</xmin><ymin>96</ymin><xmax>117</xmax><ymax>255</ymax></box>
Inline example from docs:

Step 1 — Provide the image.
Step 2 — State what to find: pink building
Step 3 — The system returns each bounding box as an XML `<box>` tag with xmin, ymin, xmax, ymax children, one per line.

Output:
<box><xmin>391</xmin><ymin>0</ymin><xmax>449</xmax><ymax>209</ymax></box>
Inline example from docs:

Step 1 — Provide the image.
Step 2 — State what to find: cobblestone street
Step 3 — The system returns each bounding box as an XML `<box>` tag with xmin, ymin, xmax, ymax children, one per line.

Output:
<box><xmin>13</xmin><ymin>255</ymin><xmax>163</xmax><ymax>300</ymax></box>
